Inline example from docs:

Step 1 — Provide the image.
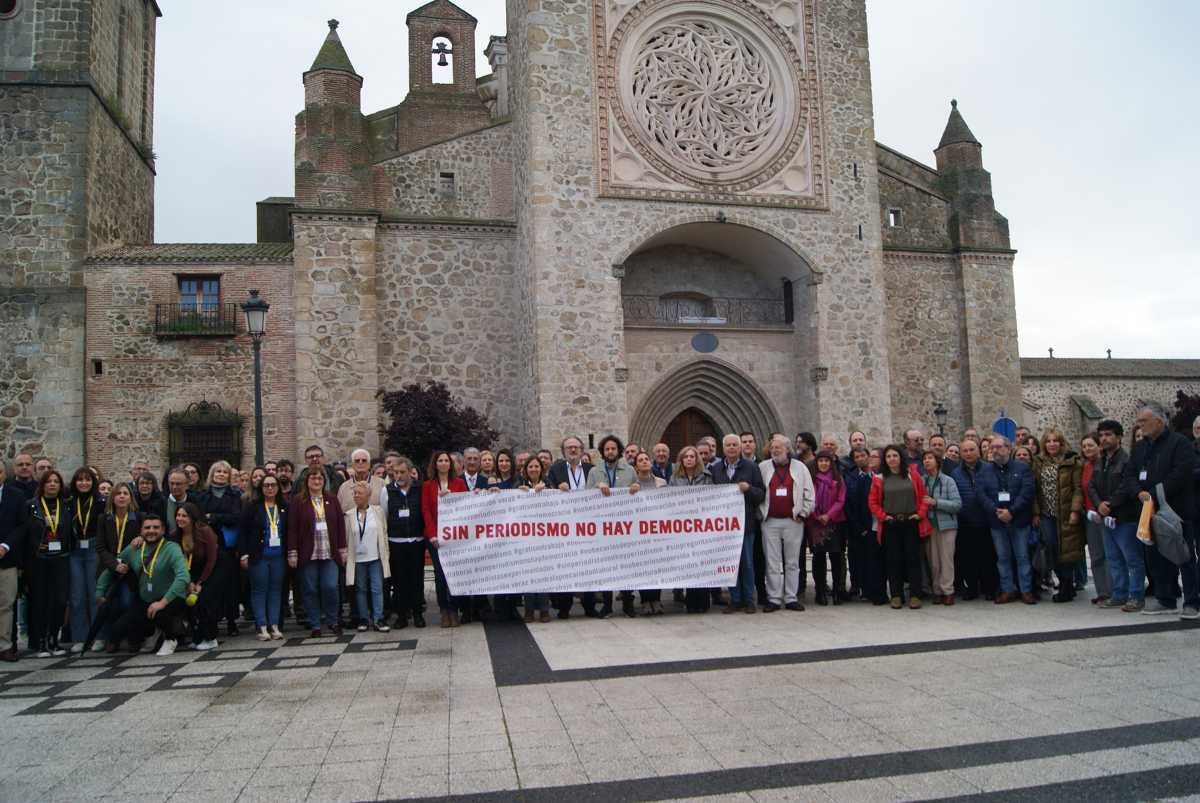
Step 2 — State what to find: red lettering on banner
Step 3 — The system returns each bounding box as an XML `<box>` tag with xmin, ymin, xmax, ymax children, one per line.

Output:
<box><xmin>441</xmin><ymin>525</ymin><xmax>470</xmax><ymax>540</ymax></box>
<box><xmin>716</xmin><ymin>565</ymin><xmax>737</xmax><ymax>574</ymax></box>
<box><xmin>575</xmin><ymin>522</ymin><xmax>596</xmax><ymax>536</ymax></box>
<box><xmin>602</xmin><ymin>521</ymin><xmax>632</xmax><ymax>536</ymax></box>
<box><xmin>636</xmin><ymin>516</ymin><xmax>743</xmax><ymax>535</ymax></box>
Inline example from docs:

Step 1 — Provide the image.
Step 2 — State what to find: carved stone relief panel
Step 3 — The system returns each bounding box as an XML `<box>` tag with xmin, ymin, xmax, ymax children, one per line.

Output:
<box><xmin>595</xmin><ymin>0</ymin><xmax>826</xmax><ymax>208</ymax></box>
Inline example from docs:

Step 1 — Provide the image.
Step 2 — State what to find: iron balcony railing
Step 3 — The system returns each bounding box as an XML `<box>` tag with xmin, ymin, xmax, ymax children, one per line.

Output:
<box><xmin>621</xmin><ymin>295</ymin><xmax>791</xmax><ymax>329</ymax></box>
<box><xmin>154</xmin><ymin>303</ymin><xmax>239</xmax><ymax>337</ymax></box>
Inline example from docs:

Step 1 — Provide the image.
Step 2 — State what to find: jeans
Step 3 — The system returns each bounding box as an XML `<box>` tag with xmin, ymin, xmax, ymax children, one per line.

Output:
<box><xmin>524</xmin><ymin>593</ymin><xmax>549</xmax><ymax>612</ymax></box>
<box><xmin>248</xmin><ymin>554</ymin><xmax>285</xmax><ymax>628</ymax></box>
<box><xmin>991</xmin><ymin>525</ymin><xmax>1033</xmax><ymax>594</ymax></box>
<box><xmin>729</xmin><ymin>527</ymin><xmax>757</xmax><ymax>606</ymax></box>
<box><xmin>68</xmin><ymin>545</ymin><xmax>99</xmax><ymax>643</ymax></box>
<box><xmin>1147</xmin><ymin>519</ymin><xmax>1200</xmax><ymax>609</ymax></box>
<box><xmin>762</xmin><ymin>518</ymin><xmax>803</xmax><ymax>604</ymax></box>
<box><xmin>354</xmin><ymin>559</ymin><xmax>386</xmax><ymax>623</ymax></box>
<box><xmin>1103</xmin><ymin>521</ymin><xmax>1144</xmax><ymax>603</ymax></box>
<box><xmin>300</xmin><ymin>559</ymin><xmax>340</xmax><ymax>628</ymax></box>
<box><xmin>1086</xmin><ymin>519</ymin><xmax>1111</xmax><ymax>597</ymax></box>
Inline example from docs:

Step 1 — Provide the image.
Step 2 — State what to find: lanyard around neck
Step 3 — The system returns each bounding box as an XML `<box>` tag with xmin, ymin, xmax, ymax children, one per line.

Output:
<box><xmin>140</xmin><ymin>539</ymin><xmax>164</xmax><ymax>577</ymax></box>
<box><xmin>40</xmin><ymin>498</ymin><xmax>61</xmax><ymax>536</ymax></box>
<box><xmin>116</xmin><ymin>513</ymin><xmax>129</xmax><ymax>552</ymax></box>
<box><xmin>76</xmin><ymin>497</ymin><xmax>93</xmax><ymax>532</ymax></box>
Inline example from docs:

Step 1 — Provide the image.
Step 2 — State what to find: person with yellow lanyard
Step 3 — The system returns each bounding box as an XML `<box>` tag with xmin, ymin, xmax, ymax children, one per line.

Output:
<box><xmin>94</xmin><ymin>482</ymin><xmax>141</xmax><ymax>653</ymax></box>
<box><xmin>239</xmin><ymin>475</ymin><xmax>288</xmax><ymax>640</ymax></box>
<box><xmin>96</xmin><ymin>513</ymin><xmax>190</xmax><ymax>656</ymax></box>
<box><xmin>287</xmin><ymin>469</ymin><xmax>347</xmax><ymax>638</ymax></box>
<box><xmin>67</xmin><ymin>467</ymin><xmax>103</xmax><ymax>653</ymax></box>
<box><xmin>27</xmin><ymin>470</ymin><xmax>72</xmax><ymax>657</ymax></box>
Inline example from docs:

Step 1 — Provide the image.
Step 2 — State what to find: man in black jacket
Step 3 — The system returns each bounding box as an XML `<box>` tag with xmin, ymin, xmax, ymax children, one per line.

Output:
<box><xmin>6</xmin><ymin>454</ymin><xmax>37</xmax><ymax>501</ymax></box>
<box><xmin>712</xmin><ymin>434</ymin><xmax>766</xmax><ymax>613</ymax></box>
<box><xmin>0</xmin><ymin>460</ymin><xmax>29</xmax><ymax>661</ymax></box>
<box><xmin>546</xmin><ymin>436</ymin><xmax>593</xmax><ymax>618</ymax></box>
<box><xmin>1113</xmin><ymin>403</ymin><xmax>1198</xmax><ymax>617</ymax></box>
<box><xmin>1090</xmin><ymin>420</ymin><xmax>1143</xmax><ymax>611</ymax></box>
<box><xmin>380</xmin><ymin>457</ymin><xmax>426</xmax><ymax>629</ymax></box>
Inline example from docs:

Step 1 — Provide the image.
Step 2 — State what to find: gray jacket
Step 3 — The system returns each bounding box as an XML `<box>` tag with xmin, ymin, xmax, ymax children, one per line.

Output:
<box><xmin>924</xmin><ymin>470</ymin><xmax>962</xmax><ymax>531</ymax></box>
<box><xmin>586</xmin><ymin>459</ymin><xmax>637</xmax><ymax>489</ymax></box>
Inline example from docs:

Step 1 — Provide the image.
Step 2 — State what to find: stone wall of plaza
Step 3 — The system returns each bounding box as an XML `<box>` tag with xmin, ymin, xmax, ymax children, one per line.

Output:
<box><xmin>505</xmin><ymin>0</ymin><xmax>897</xmax><ymax>450</ymax></box>
<box><xmin>374</xmin><ymin>222</ymin><xmax>529</xmax><ymax>447</ymax></box>
<box><xmin>1020</xmin><ymin>358</ymin><xmax>1200</xmax><ymax>445</ymax></box>
<box><xmin>82</xmin><ymin>246</ymin><xmax>297</xmax><ymax>476</ymax></box>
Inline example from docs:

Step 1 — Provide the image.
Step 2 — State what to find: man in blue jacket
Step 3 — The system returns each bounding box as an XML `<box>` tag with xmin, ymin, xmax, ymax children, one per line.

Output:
<box><xmin>975</xmin><ymin>436</ymin><xmax>1037</xmax><ymax>604</ymax></box>
<box><xmin>952</xmin><ymin>439</ymin><xmax>998</xmax><ymax>601</ymax></box>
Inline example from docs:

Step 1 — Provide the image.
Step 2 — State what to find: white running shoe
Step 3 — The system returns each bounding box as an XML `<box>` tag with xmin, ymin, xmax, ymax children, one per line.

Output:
<box><xmin>194</xmin><ymin>639</ymin><xmax>218</xmax><ymax>651</ymax></box>
<box><xmin>269</xmin><ymin>626</ymin><xmax>283</xmax><ymax>640</ymax></box>
<box><xmin>69</xmin><ymin>643</ymin><xmax>84</xmax><ymax>654</ymax></box>
<box><xmin>256</xmin><ymin>628</ymin><xmax>271</xmax><ymax>642</ymax></box>
<box><xmin>156</xmin><ymin>639</ymin><xmax>178</xmax><ymax>656</ymax></box>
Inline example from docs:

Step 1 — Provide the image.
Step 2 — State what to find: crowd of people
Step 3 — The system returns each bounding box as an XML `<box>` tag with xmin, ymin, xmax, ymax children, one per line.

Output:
<box><xmin>0</xmin><ymin>401</ymin><xmax>1196</xmax><ymax>661</ymax></box>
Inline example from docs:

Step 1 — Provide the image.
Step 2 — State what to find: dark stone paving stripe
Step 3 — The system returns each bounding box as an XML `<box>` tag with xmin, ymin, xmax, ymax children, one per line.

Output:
<box><xmin>484</xmin><ymin>618</ymin><xmax>1200</xmax><ymax>686</ymax></box>
<box><xmin>386</xmin><ymin>717</ymin><xmax>1200</xmax><ymax>803</ymax></box>
<box><xmin>916</xmin><ymin>761</ymin><xmax>1200</xmax><ymax>802</ymax></box>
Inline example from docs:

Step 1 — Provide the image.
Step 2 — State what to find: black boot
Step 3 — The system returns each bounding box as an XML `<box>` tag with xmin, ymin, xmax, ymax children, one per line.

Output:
<box><xmin>621</xmin><ymin>593</ymin><xmax>637</xmax><ymax>618</ymax></box>
<box><xmin>815</xmin><ymin>586</ymin><xmax>829</xmax><ymax>606</ymax></box>
<box><xmin>412</xmin><ymin>612</ymin><xmax>426</xmax><ymax>628</ymax></box>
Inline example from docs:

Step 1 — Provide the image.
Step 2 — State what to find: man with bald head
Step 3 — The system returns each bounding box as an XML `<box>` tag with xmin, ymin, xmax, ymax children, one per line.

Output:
<box><xmin>710</xmin><ymin>434</ymin><xmax>765</xmax><ymax>614</ymax></box>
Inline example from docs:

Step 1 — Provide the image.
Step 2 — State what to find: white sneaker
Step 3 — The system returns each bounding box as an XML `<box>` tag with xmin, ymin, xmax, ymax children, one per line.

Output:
<box><xmin>92</xmin><ymin>640</ymin><xmax>105</xmax><ymax>651</ymax></box>
<box><xmin>194</xmin><ymin>639</ymin><xmax>218</xmax><ymax>651</ymax></box>
<box><xmin>156</xmin><ymin>639</ymin><xmax>178</xmax><ymax>656</ymax></box>
<box><xmin>69</xmin><ymin>643</ymin><xmax>84</xmax><ymax>654</ymax></box>
<box><xmin>51</xmin><ymin>647</ymin><xmax>67</xmax><ymax>657</ymax></box>
<box><xmin>269</xmin><ymin>626</ymin><xmax>283</xmax><ymax>640</ymax></box>
<box><xmin>256</xmin><ymin>628</ymin><xmax>271</xmax><ymax>642</ymax></box>
<box><xmin>36</xmin><ymin>650</ymin><xmax>51</xmax><ymax>658</ymax></box>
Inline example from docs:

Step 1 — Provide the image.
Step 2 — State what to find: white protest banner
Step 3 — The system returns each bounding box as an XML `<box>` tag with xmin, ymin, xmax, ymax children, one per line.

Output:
<box><xmin>434</xmin><ymin>485</ymin><xmax>745</xmax><ymax>595</ymax></box>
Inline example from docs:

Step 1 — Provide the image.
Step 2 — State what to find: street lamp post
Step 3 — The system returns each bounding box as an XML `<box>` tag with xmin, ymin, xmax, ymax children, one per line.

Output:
<box><xmin>241</xmin><ymin>290</ymin><xmax>270</xmax><ymax>466</ymax></box>
<box><xmin>933</xmin><ymin>402</ymin><xmax>948</xmax><ymax>436</ymax></box>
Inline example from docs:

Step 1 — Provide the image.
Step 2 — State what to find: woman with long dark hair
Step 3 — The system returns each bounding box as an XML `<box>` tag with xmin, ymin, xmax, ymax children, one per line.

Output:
<box><xmin>172</xmin><ymin>502</ymin><xmax>222</xmax><ymax>650</ymax></box>
<box><xmin>421</xmin><ymin>451</ymin><xmax>467</xmax><ymax>628</ymax></box>
<box><xmin>809</xmin><ymin>451</ymin><xmax>847</xmax><ymax>606</ymax></box>
<box><xmin>67</xmin><ymin>467</ymin><xmax>102</xmax><ymax>650</ymax></box>
<box><xmin>868</xmin><ymin>445</ymin><xmax>930</xmax><ymax>609</ymax></box>
<box><xmin>239</xmin><ymin>473</ymin><xmax>287</xmax><ymax>640</ymax></box>
<box><xmin>287</xmin><ymin>469</ymin><xmax>347</xmax><ymax>637</ymax></box>
<box><xmin>27</xmin><ymin>470</ymin><xmax>72</xmax><ymax>656</ymax></box>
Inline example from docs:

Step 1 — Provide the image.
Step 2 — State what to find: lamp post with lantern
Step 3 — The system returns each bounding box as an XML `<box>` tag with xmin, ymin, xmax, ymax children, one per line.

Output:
<box><xmin>933</xmin><ymin>401</ymin><xmax>948</xmax><ymax>437</ymax></box>
<box><xmin>241</xmin><ymin>290</ymin><xmax>270</xmax><ymax>466</ymax></box>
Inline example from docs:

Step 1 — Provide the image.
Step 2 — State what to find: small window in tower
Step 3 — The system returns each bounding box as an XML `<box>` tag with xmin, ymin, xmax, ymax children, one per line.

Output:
<box><xmin>437</xmin><ymin>171</ymin><xmax>456</xmax><ymax>198</ymax></box>
<box><xmin>431</xmin><ymin>37</ymin><xmax>454</xmax><ymax>84</ymax></box>
<box><xmin>0</xmin><ymin>0</ymin><xmax>19</xmax><ymax>18</ymax></box>
<box><xmin>887</xmin><ymin>208</ymin><xmax>902</xmax><ymax>228</ymax></box>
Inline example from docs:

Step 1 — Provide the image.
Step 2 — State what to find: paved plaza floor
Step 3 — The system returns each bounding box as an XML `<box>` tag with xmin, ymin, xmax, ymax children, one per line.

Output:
<box><xmin>3</xmin><ymin>592</ymin><xmax>1200</xmax><ymax>802</ymax></box>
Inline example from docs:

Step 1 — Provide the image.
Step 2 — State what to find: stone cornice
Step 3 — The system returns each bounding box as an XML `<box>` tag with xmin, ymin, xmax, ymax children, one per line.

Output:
<box><xmin>884</xmin><ymin>247</ymin><xmax>1017</xmax><ymax>260</ymax></box>
<box><xmin>289</xmin><ymin>208</ymin><xmax>381</xmax><ymax>224</ymax></box>
<box><xmin>378</xmin><ymin>217</ymin><xmax>516</xmax><ymax>237</ymax></box>
<box><xmin>1021</xmin><ymin>358</ymin><xmax>1200</xmax><ymax>380</ymax></box>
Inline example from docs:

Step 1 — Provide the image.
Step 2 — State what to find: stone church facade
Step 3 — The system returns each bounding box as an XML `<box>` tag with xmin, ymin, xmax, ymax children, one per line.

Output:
<box><xmin>1</xmin><ymin>0</ymin><xmax>1196</xmax><ymax>473</ymax></box>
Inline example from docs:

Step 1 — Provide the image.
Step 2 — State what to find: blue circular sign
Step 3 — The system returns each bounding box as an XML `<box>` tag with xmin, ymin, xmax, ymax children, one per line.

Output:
<box><xmin>691</xmin><ymin>332</ymin><xmax>719</xmax><ymax>353</ymax></box>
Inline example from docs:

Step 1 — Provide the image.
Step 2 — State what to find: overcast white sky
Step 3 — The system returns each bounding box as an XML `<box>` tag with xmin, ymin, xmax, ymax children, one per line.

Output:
<box><xmin>153</xmin><ymin>1</ymin><xmax>1200</xmax><ymax>359</ymax></box>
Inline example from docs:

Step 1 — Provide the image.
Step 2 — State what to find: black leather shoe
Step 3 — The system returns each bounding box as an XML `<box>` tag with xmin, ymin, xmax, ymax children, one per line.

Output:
<box><xmin>785</xmin><ymin>601</ymin><xmax>805</xmax><ymax>612</ymax></box>
<box><xmin>763</xmin><ymin>603</ymin><xmax>781</xmax><ymax>612</ymax></box>
<box><xmin>583</xmin><ymin>608</ymin><xmax>600</xmax><ymax>618</ymax></box>
<box><xmin>395</xmin><ymin>616</ymin><xmax>409</xmax><ymax>630</ymax></box>
<box><xmin>413</xmin><ymin>613</ymin><xmax>425</xmax><ymax>628</ymax></box>
<box><xmin>814</xmin><ymin>590</ymin><xmax>828</xmax><ymax>606</ymax></box>
<box><xmin>622</xmin><ymin>599</ymin><xmax>637</xmax><ymax>618</ymax></box>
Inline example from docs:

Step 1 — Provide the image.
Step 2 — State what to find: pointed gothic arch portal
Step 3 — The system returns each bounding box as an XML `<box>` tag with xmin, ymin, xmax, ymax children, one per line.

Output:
<box><xmin>630</xmin><ymin>359</ymin><xmax>783</xmax><ymax>454</ymax></box>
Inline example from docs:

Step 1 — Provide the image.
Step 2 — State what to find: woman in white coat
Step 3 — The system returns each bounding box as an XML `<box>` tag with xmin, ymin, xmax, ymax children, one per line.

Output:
<box><xmin>345</xmin><ymin>481</ymin><xmax>391</xmax><ymax>632</ymax></box>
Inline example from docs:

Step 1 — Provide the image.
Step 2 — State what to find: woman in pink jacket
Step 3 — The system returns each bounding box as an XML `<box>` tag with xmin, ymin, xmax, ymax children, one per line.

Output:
<box><xmin>808</xmin><ymin>451</ymin><xmax>847</xmax><ymax>606</ymax></box>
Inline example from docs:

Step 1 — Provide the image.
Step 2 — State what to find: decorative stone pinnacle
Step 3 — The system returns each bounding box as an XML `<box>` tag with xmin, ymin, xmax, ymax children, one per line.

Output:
<box><xmin>328</xmin><ymin>19</ymin><xmax>339</xmax><ymax>31</ymax></box>
<box><xmin>951</xmin><ymin>98</ymin><xmax>957</xmax><ymax>109</ymax></box>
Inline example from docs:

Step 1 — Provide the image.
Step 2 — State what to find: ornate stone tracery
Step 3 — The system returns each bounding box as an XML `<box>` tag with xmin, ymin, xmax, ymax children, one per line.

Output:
<box><xmin>594</xmin><ymin>0</ymin><xmax>826</xmax><ymax>208</ymax></box>
<box><xmin>629</xmin><ymin>19</ymin><xmax>779</xmax><ymax>177</ymax></box>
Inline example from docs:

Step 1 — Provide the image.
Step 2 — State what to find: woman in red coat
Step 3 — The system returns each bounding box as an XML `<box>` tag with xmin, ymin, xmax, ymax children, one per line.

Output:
<box><xmin>868</xmin><ymin>445</ymin><xmax>931</xmax><ymax>609</ymax></box>
<box><xmin>421</xmin><ymin>451</ymin><xmax>468</xmax><ymax>628</ymax></box>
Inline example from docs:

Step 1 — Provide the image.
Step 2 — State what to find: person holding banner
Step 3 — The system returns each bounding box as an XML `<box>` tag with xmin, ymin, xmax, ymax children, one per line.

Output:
<box><xmin>717</xmin><ymin>433</ymin><xmax>767</xmax><ymax>615</ymax></box>
<box><xmin>757</xmin><ymin>435</ymin><xmax>810</xmax><ymax>613</ymax></box>
<box><xmin>488</xmin><ymin>449</ymin><xmax>519</xmax><ymax>490</ymax></box>
<box><xmin>632</xmin><ymin>450</ymin><xmax>669</xmax><ymax>616</ymax></box>
<box><xmin>547</xmin><ymin>437</ymin><xmax>593</xmax><ymax>619</ymax></box>
<box><xmin>587</xmin><ymin>435</ymin><xmax>640</xmax><ymax>618</ymax></box>
<box><xmin>422</xmin><ymin>451</ymin><xmax>468</xmax><ymax>628</ymax></box>
<box><xmin>517</xmin><ymin>455</ymin><xmax>553</xmax><ymax>623</ymax></box>
<box><xmin>667</xmin><ymin>444</ymin><xmax>710</xmax><ymax>614</ymax></box>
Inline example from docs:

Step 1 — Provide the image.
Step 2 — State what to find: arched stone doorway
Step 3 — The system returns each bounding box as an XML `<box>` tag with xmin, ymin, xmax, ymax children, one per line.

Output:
<box><xmin>629</xmin><ymin>358</ymin><xmax>783</xmax><ymax>452</ymax></box>
<box><xmin>619</xmin><ymin>220</ymin><xmax>816</xmax><ymax>444</ymax></box>
<box><xmin>660</xmin><ymin>407</ymin><xmax>718</xmax><ymax>454</ymax></box>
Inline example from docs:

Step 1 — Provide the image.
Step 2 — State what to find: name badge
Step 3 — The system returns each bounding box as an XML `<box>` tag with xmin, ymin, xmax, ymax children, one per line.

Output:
<box><xmin>315</xmin><ymin>521</ymin><xmax>328</xmax><ymax>534</ymax></box>
<box><xmin>396</xmin><ymin>509</ymin><xmax>409</xmax><ymax>519</ymax></box>
<box><xmin>268</xmin><ymin>528</ymin><xmax>280</xmax><ymax>548</ymax></box>
<box><xmin>774</xmin><ymin>488</ymin><xmax>788</xmax><ymax>497</ymax></box>
<box><xmin>48</xmin><ymin>541</ymin><xmax>62</xmax><ymax>552</ymax></box>
<box><xmin>78</xmin><ymin>539</ymin><xmax>90</xmax><ymax>549</ymax></box>
<box><xmin>357</xmin><ymin>543</ymin><xmax>370</xmax><ymax>556</ymax></box>
<box><xmin>998</xmin><ymin>492</ymin><xmax>1011</xmax><ymax>503</ymax></box>
<box><xmin>1139</xmin><ymin>470</ymin><xmax>1148</xmax><ymax>481</ymax></box>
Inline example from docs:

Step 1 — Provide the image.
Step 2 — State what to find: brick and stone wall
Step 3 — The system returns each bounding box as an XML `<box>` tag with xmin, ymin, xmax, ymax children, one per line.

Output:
<box><xmin>1020</xmin><ymin>358</ymin><xmax>1200</xmax><ymax>444</ymax></box>
<box><xmin>85</xmin><ymin>95</ymin><xmax>154</xmax><ymax>251</ymax></box>
<box><xmin>375</xmin><ymin>222</ymin><xmax>528</xmax><ymax>447</ymax></box>
<box><xmin>374</xmin><ymin>121</ymin><xmax>514</xmax><ymax>220</ymax></box>
<box><xmin>82</xmin><ymin>254</ymin><xmax>296</xmax><ymax>476</ymax></box>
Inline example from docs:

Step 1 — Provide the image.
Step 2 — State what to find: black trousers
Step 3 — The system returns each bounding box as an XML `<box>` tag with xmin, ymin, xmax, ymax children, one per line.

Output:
<box><xmin>192</xmin><ymin>552</ymin><xmax>230</xmax><ymax>642</ymax></box>
<box><xmin>753</xmin><ymin>526</ymin><xmax>767</xmax><ymax>603</ymax></box>
<box><xmin>388</xmin><ymin>541</ymin><xmax>427</xmax><ymax>616</ymax></box>
<box><xmin>27</xmin><ymin>557</ymin><xmax>69</xmax><ymax>650</ymax></box>
<box><xmin>812</xmin><ymin>540</ymin><xmax>846</xmax><ymax>593</ymax></box>
<box><xmin>553</xmin><ymin>593</ymin><xmax>575</xmax><ymax>615</ymax></box>
<box><xmin>955</xmin><ymin>524</ymin><xmax>999</xmax><ymax>597</ymax></box>
<box><xmin>856</xmin><ymin>530</ymin><xmax>887</xmax><ymax>602</ymax></box>
<box><xmin>220</xmin><ymin>546</ymin><xmax>241</xmax><ymax>626</ymax></box>
<box><xmin>112</xmin><ymin>596</ymin><xmax>188</xmax><ymax>645</ymax></box>
<box><xmin>885</xmin><ymin>520</ymin><xmax>924</xmax><ymax>600</ymax></box>
<box><xmin>582</xmin><ymin>591</ymin><xmax>613</xmax><ymax>612</ymax></box>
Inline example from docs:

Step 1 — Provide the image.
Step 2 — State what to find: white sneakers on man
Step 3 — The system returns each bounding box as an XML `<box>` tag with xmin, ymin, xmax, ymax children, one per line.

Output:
<box><xmin>193</xmin><ymin>639</ymin><xmax>218</xmax><ymax>651</ymax></box>
<box><xmin>156</xmin><ymin>639</ymin><xmax>177</xmax><ymax>656</ymax></box>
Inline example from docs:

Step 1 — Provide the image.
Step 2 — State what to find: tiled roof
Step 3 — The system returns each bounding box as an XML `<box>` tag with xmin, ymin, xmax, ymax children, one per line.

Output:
<box><xmin>86</xmin><ymin>243</ymin><xmax>294</xmax><ymax>265</ymax></box>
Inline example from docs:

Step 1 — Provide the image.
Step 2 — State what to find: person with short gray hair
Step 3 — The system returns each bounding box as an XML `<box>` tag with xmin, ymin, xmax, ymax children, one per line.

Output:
<box><xmin>1112</xmin><ymin>404</ymin><xmax>1198</xmax><ymax>617</ymax></box>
